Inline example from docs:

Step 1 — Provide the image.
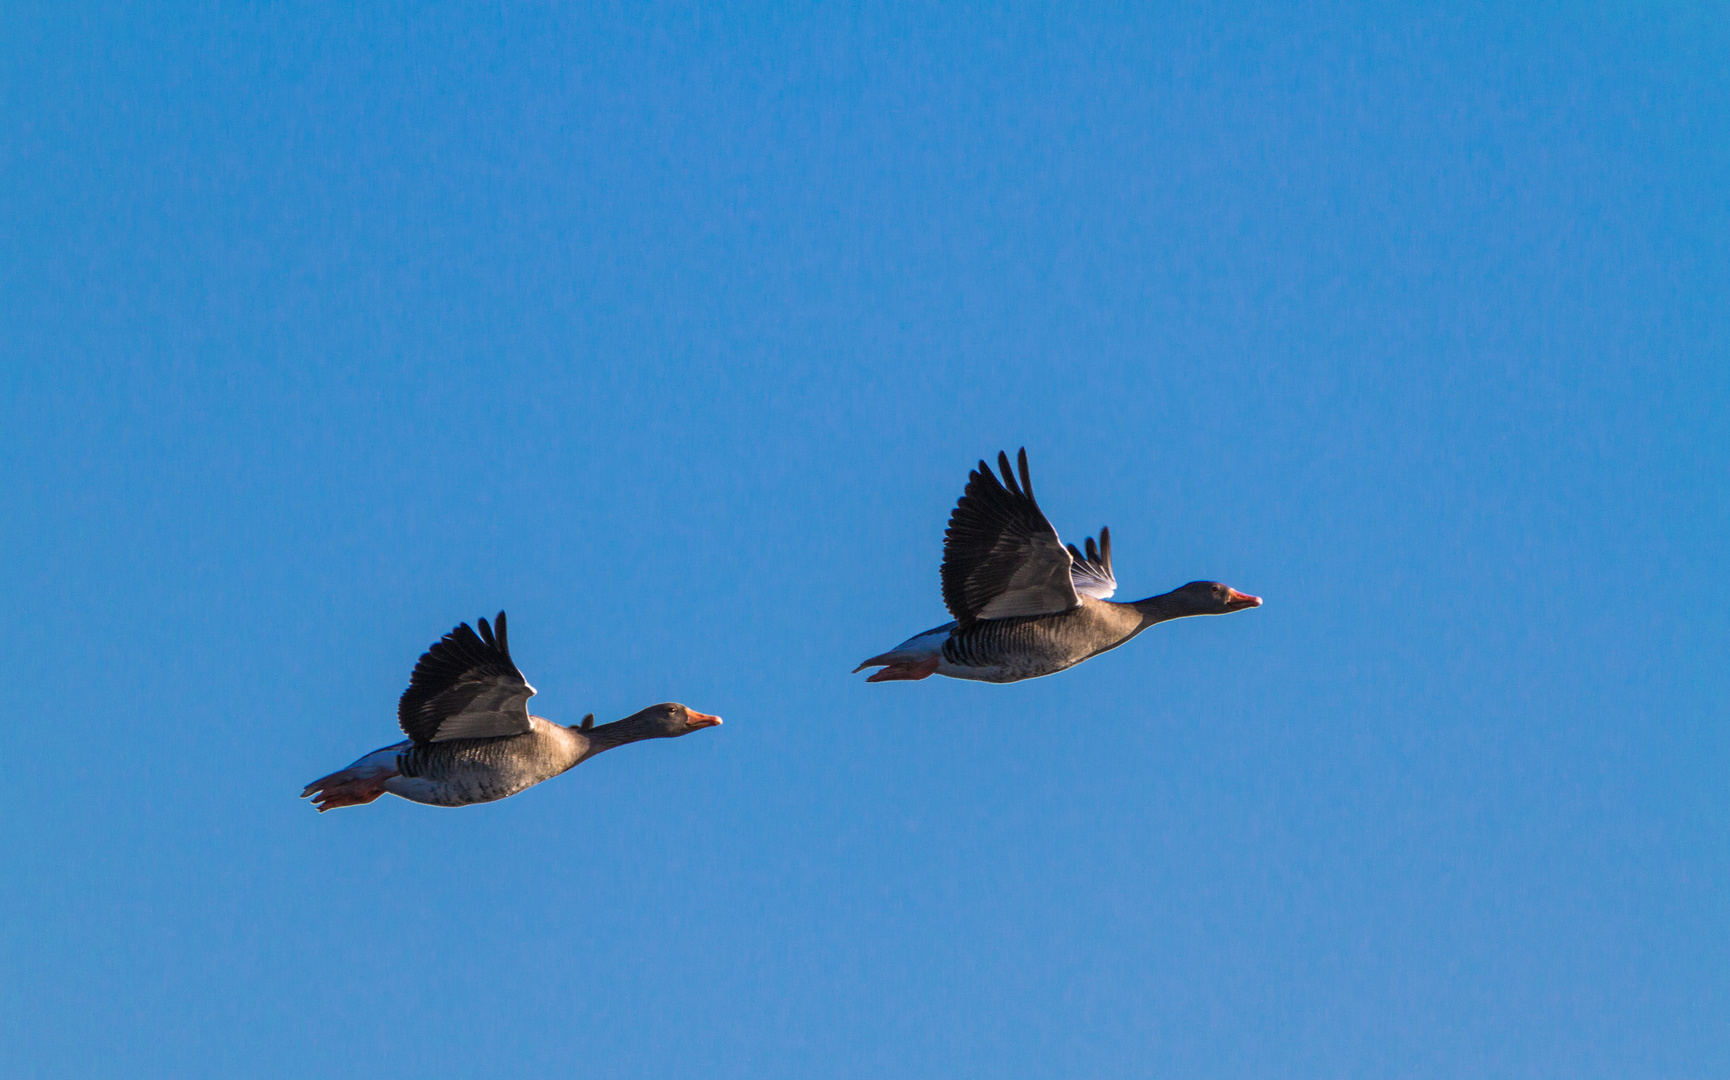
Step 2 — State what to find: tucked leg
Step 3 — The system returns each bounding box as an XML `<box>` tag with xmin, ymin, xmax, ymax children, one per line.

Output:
<box><xmin>864</xmin><ymin>656</ymin><xmax>941</xmax><ymax>682</ymax></box>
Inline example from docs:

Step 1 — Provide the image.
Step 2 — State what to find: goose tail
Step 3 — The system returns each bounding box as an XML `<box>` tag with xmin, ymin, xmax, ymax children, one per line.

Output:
<box><xmin>301</xmin><ymin>747</ymin><xmax>400</xmax><ymax>812</ymax></box>
<box><xmin>853</xmin><ymin>622</ymin><xmax>955</xmax><ymax>680</ymax></box>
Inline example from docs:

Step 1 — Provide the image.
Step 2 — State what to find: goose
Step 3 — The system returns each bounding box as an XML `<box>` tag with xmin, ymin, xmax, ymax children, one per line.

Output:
<box><xmin>853</xmin><ymin>449</ymin><xmax>1261</xmax><ymax>684</ymax></box>
<box><xmin>302</xmin><ymin>612</ymin><xmax>721</xmax><ymax>811</ymax></box>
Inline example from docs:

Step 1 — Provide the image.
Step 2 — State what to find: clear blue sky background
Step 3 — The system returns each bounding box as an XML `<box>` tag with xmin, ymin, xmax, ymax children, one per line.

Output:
<box><xmin>2</xmin><ymin>4</ymin><xmax>1725</xmax><ymax>1077</ymax></box>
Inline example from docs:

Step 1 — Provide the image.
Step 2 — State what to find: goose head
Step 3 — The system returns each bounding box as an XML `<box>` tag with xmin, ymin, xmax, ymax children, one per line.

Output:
<box><xmin>625</xmin><ymin>702</ymin><xmax>724</xmax><ymax>739</ymax></box>
<box><xmin>1168</xmin><ymin>580</ymin><xmax>1263</xmax><ymax>614</ymax></box>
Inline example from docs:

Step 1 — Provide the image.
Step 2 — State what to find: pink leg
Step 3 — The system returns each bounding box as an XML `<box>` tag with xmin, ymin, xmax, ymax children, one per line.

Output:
<box><xmin>302</xmin><ymin>766</ymin><xmax>396</xmax><ymax>812</ymax></box>
<box><xmin>865</xmin><ymin>656</ymin><xmax>941</xmax><ymax>682</ymax></box>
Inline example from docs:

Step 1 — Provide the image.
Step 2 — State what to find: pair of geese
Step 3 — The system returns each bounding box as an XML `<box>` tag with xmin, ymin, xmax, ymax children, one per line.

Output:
<box><xmin>304</xmin><ymin>450</ymin><xmax>1263</xmax><ymax>811</ymax></box>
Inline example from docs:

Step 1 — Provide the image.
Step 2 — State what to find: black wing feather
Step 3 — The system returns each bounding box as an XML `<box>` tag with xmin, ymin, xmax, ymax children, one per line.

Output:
<box><xmin>940</xmin><ymin>447</ymin><xmax>1081</xmax><ymax>625</ymax></box>
<box><xmin>397</xmin><ymin>611</ymin><xmax>536</xmax><ymax>744</ymax></box>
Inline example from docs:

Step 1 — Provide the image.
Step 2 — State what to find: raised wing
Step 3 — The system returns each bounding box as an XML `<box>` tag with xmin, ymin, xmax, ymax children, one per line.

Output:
<box><xmin>398</xmin><ymin>612</ymin><xmax>536</xmax><ymax>744</ymax></box>
<box><xmin>1066</xmin><ymin>527</ymin><xmax>1117</xmax><ymax>600</ymax></box>
<box><xmin>941</xmin><ymin>448</ymin><xmax>1080</xmax><ymax>625</ymax></box>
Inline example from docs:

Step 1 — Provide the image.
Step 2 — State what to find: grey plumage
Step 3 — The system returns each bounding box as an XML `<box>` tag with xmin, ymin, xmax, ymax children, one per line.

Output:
<box><xmin>938</xmin><ymin>597</ymin><xmax>1146</xmax><ymax>682</ymax></box>
<box><xmin>857</xmin><ymin>449</ymin><xmax>1262</xmax><ymax>684</ymax></box>
<box><xmin>303</xmin><ymin>613</ymin><xmax>720</xmax><ymax>811</ymax></box>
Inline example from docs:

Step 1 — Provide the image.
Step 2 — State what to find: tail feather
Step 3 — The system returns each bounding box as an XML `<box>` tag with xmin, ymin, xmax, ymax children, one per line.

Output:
<box><xmin>852</xmin><ymin>650</ymin><xmax>902</xmax><ymax>674</ymax></box>
<box><xmin>854</xmin><ymin>623</ymin><xmax>961</xmax><ymax>675</ymax></box>
<box><xmin>854</xmin><ymin>623</ymin><xmax>954</xmax><ymax>678</ymax></box>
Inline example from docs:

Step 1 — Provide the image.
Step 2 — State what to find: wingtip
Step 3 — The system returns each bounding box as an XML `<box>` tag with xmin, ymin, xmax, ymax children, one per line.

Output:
<box><xmin>470</xmin><ymin>610</ymin><xmax>512</xmax><ymax>655</ymax></box>
<box><xmin>452</xmin><ymin>620</ymin><xmax>479</xmax><ymax>650</ymax></box>
<box><xmin>996</xmin><ymin>450</ymin><xmax>1017</xmax><ymax>495</ymax></box>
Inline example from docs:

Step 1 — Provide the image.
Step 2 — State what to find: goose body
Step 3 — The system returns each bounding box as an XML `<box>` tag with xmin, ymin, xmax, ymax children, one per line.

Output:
<box><xmin>303</xmin><ymin>613</ymin><xmax>720</xmax><ymax>811</ymax></box>
<box><xmin>874</xmin><ymin>596</ymin><xmax>1147</xmax><ymax>684</ymax></box>
<box><xmin>855</xmin><ymin>450</ymin><xmax>1262</xmax><ymax>685</ymax></box>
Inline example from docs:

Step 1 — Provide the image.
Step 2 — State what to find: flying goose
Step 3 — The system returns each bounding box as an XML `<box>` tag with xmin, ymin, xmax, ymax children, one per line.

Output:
<box><xmin>303</xmin><ymin>612</ymin><xmax>721</xmax><ymax>810</ymax></box>
<box><xmin>853</xmin><ymin>449</ymin><xmax>1261</xmax><ymax>684</ymax></box>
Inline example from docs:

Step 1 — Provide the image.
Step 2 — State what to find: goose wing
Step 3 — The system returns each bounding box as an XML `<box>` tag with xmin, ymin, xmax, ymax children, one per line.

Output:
<box><xmin>398</xmin><ymin>612</ymin><xmax>536</xmax><ymax>744</ymax></box>
<box><xmin>1066</xmin><ymin>527</ymin><xmax>1117</xmax><ymax>600</ymax></box>
<box><xmin>941</xmin><ymin>449</ymin><xmax>1081</xmax><ymax>625</ymax></box>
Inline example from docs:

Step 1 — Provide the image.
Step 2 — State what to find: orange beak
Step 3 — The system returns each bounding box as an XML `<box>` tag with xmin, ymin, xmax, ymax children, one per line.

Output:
<box><xmin>686</xmin><ymin>711</ymin><xmax>723</xmax><ymax>729</ymax></box>
<box><xmin>1224</xmin><ymin>588</ymin><xmax>1262</xmax><ymax>610</ymax></box>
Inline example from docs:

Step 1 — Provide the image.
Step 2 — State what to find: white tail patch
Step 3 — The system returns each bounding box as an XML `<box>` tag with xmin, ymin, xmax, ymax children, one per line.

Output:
<box><xmin>852</xmin><ymin>622</ymin><xmax>954</xmax><ymax>674</ymax></box>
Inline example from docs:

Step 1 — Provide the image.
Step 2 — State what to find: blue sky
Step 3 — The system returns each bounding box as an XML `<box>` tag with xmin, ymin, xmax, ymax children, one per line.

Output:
<box><xmin>2</xmin><ymin>4</ymin><xmax>1725</xmax><ymax>1077</ymax></box>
